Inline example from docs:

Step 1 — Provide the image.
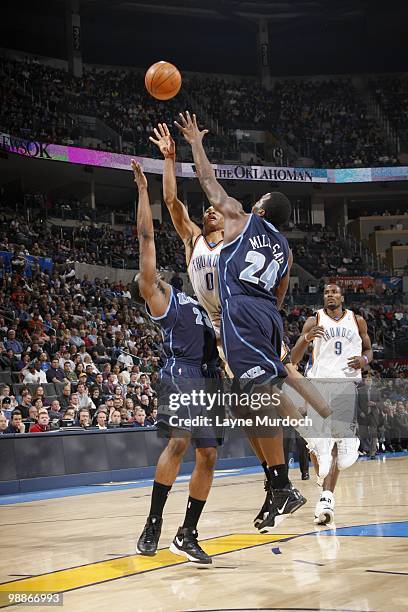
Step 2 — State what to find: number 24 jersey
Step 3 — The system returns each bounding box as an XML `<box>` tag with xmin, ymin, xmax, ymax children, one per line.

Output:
<box><xmin>218</xmin><ymin>213</ymin><xmax>290</xmax><ymax>307</ymax></box>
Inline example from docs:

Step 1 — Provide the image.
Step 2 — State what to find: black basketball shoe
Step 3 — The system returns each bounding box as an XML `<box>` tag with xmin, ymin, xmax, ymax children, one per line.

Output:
<box><xmin>136</xmin><ymin>515</ymin><xmax>162</xmax><ymax>556</ymax></box>
<box><xmin>253</xmin><ymin>478</ymin><xmax>270</xmax><ymax>529</ymax></box>
<box><xmin>257</xmin><ymin>485</ymin><xmax>307</xmax><ymax>534</ymax></box>
<box><xmin>169</xmin><ymin>527</ymin><xmax>212</xmax><ymax>565</ymax></box>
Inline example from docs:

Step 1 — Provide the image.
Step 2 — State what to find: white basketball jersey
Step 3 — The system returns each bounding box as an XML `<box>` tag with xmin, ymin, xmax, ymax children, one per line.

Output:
<box><xmin>307</xmin><ymin>308</ymin><xmax>362</xmax><ymax>379</ymax></box>
<box><xmin>188</xmin><ymin>235</ymin><xmax>223</xmax><ymax>335</ymax></box>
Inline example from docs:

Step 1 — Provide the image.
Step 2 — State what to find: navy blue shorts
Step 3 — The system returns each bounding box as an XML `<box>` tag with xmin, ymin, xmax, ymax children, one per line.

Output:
<box><xmin>156</xmin><ymin>362</ymin><xmax>219</xmax><ymax>448</ymax></box>
<box><xmin>221</xmin><ymin>295</ymin><xmax>287</xmax><ymax>389</ymax></box>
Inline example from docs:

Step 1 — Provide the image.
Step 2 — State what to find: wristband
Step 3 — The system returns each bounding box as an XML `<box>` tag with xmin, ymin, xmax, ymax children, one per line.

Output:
<box><xmin>304</xmin><ymin>333</ymin><xmax>311</xmax><ymax>343</ymax></box>
<box><xmin>363</xmin><ymin>355</ymin><xmax>369</xmax><ymax>365</ymax></box>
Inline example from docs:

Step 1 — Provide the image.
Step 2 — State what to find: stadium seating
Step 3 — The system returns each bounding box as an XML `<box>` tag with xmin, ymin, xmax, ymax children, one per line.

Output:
<box><xmin>0</xmin><ymin>55</ymin><xmax>405</xmax><ymax>168</ymax></box>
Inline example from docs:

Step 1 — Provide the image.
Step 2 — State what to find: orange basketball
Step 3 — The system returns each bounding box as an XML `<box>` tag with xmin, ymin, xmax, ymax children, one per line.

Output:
<box><xmin>145</xmin><ymin>61</ymin><xmax>182</xmax><ymax>101</ymax></box>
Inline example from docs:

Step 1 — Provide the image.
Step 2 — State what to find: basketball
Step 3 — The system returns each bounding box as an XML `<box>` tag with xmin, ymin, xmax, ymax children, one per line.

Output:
<box><xmin>145</xmin><ymin>61</ymin><xmax>182</xmax><ymax>100</ymax></box>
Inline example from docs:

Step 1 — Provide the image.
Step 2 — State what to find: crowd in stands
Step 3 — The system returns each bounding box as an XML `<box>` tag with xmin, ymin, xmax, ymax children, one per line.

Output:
<box><xmin>273</xmin><ymin>79</ymin><xmax>398</xmax><ymax>168</ymax></box>
<box><xmin>4</xmin><ymin>198</ymin><xmax>402</xmax><ymax>277</ymax></box>
<box><xmin>0</xmin><ymin>255</ymin><xmax>163</xmax><ymax>433</ymax></box>
<box><xmin>0</xmin><ymin>206</ymin><xmax>185</xmax><ymax>272</ymax></box>
<box><xmin>188</xmin><ymin>77</ymin><xmax>398</xmax><ymax>167</ymax></box>
<box><xmin>370</xmin><ymin>76</ymin><xmax>408</xmax><ymax>136</ymax></box>
<box><xmin>0</xmin><ymin>56</ymin><xmax>232</xmax><ymax>162</ymax></box>
<box><xmin>0</xmin><ymin>55</ymin><xmax>405</xmax><ymax>168</ymax></box>
<box><xmin>357</xmin><ymin>376</ymin><xmax>408</xmax><ymax>456</ymax></box>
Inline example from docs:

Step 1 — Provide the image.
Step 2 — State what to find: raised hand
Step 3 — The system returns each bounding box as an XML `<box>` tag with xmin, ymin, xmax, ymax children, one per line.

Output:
<box><xmin>149</xmin><ymin>123</ymin><xmax>176</xmax><ymax>159</ymax></box>
<box><xmin>131</xmin><ymin>159</ymin><xmax>148</xmax><ymax>190</ymax></box>
<box><xmin>174</xmin><ymin>111</ymin><xmax>208</xmax><ymax>144</ymax></box>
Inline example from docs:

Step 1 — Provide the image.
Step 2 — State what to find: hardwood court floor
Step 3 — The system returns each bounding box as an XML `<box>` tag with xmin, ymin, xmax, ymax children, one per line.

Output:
<box><xmin>0</xmin><ymin>456</ymin><xmax>407</xmax><ymax>612</ymax></box>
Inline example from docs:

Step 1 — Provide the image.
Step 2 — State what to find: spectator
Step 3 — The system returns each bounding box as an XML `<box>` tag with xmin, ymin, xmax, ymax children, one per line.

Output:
<box><xmin>63</xmin><ymin>361</ymin><xmax>77</xmax><ymax>383</ymax></box>
<box><xmin>4</xmin><ymin>329</ymin><xmax>23</xmax><ymax>358</ymax></box>
<box><xmin>63</xmin><ymin>408</ymin><xmax>75</xmax><ymax>421</ymax></box>
<box><xmin>3</xmin><ymin>409</ymin><xmax>25</xmax><ymax>434</ymax></box>
<box><xmin>76</xmin><ymin>408</ymin><xmax>90</xmax><ymax>428</ymax></box>
<box><xmin>90</xmin><ymin>386</ymin><xmax>103</xmax><ymax>409</ymax></box>
<box><xmin>95</xmin><ymin>410</ymin><xmax>107</xmax><ymax>429</ymax></box>
<box><xmin>133</xmin><ymin>407</ymin><xmax>147</xmax><ymax>428</ymax></box>
<box><xmin>76</xmin><ymin>382</ymin><xmax>96</xmax><ymax>413</ymax></box>
<box><xmin>109</xmin><ymin>409</ymin><xmax>122</xmax><ymax>427</ymax></box>
<box><xmin>0</xmin><ymin>348</ymin><xmax>19</xmax><ymax>371</ymax></box>
<box><xmin>46</xmin><ymin>358</ymin><xmax>66</xmax><ymax>384</ymax></box>
<box><xmin>17</xmin><ymin>390</ymin><xmax>32</xmax><ymax>419</ymax></box>
<box><xmin>27</xmin><ymin>405</ymin><xmax>38</xmax><ymax>423</ymax></box>
<box><xmin>145</xmin><ymin>408</ymin><xmax>157</xmax><ymax>426</ymax></box>
<box><xmin>29</xmin><ymin>409</ymin><xmax>51</xmax><ymax>433</ymax></box>
<box><xmin>23</xmin><ymin>361</ymin><xmax>47</xmax><ymax>384</ymax></box>
<box><xmin>59</xmin><ymin>384</ymin><xmax>72</xmax><ymax>410</ymax></box>
<box><xmin>48</xmin><ymin>399</ymin><xmax>63</xmax><ymax>423</ymax></box>
<box><xmin>1</xmin><ymin>397</ymin><xmax>13</xmax><ymax>416</ymax></box>
<box><xmin>0</xmin><ymin>412</ymin><xmax>8</xmax><ymax>434</ymax></box>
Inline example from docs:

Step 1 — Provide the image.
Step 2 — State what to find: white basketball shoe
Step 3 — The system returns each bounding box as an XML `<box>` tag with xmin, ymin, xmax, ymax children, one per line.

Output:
<box><xmin>306</xmin><ymin>437</ymin><xmax>334</xmax><ymax>480</ymax></box>
<box><xmin>314</xmin><ymin>490</ymin><xmax>335</xmax><ymax>525</ymax></box>
<box><xmin>336</xmin><ymin>436</ymin><xmax>360</xmax><ymax>470</ymax></box>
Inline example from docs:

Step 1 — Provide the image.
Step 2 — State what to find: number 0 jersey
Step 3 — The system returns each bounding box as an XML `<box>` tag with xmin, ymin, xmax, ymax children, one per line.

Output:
<box><xmin>218</xmin><ymin>214</ymin><xmax>290</xmax><ymax>307</ymax></box>
<box><xmin>188</xmin><ymin>235</ymin><xmax>223</xmax><ymax>335</ymax></box>
<box><xmin>307</xmin><ymin>308</ymin><xmax>362</xmax><ymax>380</ymax></box>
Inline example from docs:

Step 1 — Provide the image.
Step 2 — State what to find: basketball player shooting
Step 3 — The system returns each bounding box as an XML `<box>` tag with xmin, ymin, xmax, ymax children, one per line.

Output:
<box><xmin>291</xmin><ymin>283</ymin><xmax>373</xmax><ymax>525</ymax></box>
<box><xmin>151</xmin><ymin>121</ymin><xmax>336</xmax><ymax>530</ymax></box>
<box><xmin>174</xmin><ymin>112</ymin><xmax>314</xmax><ymax>530</ymax></box>
<box><xmin>131</xmin><ymin>160</ymin><xmax>219</xmax><ymax>564</ymax></box>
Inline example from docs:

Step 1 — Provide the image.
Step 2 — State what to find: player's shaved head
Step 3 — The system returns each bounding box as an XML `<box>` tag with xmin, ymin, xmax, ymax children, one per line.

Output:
<box><xmin>252</xmin><ymin>192</ymin><xmax>292</xmax><ymax>228</ymax></box>
<box><xmin>323</xmin><ymin>284</ymin><xmax>344</xmax><ymax>310</ymax></box>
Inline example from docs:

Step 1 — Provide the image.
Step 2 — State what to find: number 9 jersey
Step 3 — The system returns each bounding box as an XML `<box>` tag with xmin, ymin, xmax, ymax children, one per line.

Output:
<box><xmin>307</xmin><ymin>309</ymin><xmax>362</xmax><ymax>379</ymax></box>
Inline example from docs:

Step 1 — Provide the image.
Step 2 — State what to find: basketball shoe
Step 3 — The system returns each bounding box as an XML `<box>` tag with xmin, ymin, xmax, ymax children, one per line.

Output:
<box><xmin>136</xmin><ymin>515</ymin><xmax>162</xmax><ymax>556</ymax></box>
<box><xmin>336</xmin><ymin>436</ymin><xmax>360</xmax><ymax>470</ymax></box>
<box><xmin>314</xmin><ymin>490</ymin><xmax>335</xmax><ymax>525</ymax></box>
<box><xmin>169</xmin><ymin>527</ymin><xmax>212</xmax><ymax>565</ymax></box>
<box><xmin>257</xmin><ymin>484</ymin><xmax>307</xmax><ymax>533</ymax></box>
<box><xmin>253</xmin><ymin>478</ymin><xmax>270</xmax><ymax>529</ymax></box>
<box><xmin>306</xmin><ymin>437</ymin><xmax>334</xmax><ymax>479</ymax></box>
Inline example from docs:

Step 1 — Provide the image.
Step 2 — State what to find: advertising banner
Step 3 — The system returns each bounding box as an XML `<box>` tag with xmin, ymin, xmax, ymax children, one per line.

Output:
<box><xmin>1</xmin><ymin>132</ymin><xmax>408</xmax><ymax>183</ymax></box>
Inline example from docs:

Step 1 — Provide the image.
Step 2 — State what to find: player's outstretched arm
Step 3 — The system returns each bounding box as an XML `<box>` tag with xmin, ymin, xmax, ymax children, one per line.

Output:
<box><xmin>175</xmin><ymin>111</ymin><xmax>244</xmax><ymax>219</ymax></box>
<box><xmin>132</xmin><ymin>160</ymin><xmax>171</xmax><ymax>318</ymax></box>
<box><xmin>149</xmin><ymin>123</ymin><xmax>201</xmax><ymax>246</ymax></box>
<box><xmin>290</xmin><ymin>316</ymin><xmax>325</xmax><ymax>365</ymax></box>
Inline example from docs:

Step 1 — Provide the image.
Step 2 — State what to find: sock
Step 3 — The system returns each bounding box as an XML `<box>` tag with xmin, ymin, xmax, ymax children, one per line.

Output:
<box><xmin>149</xmin><ymin>481</ymin><xmax>172</xmax><ymax>518</ymax></box>
<box><xmin>261</xmin><ymin>461</ymin><xmax>271</xmax><ymax>482</ymax></box>
<box><xmin>268</xmin><ymin>464</ymin><xmax>290</xmax><ymax>490</ymax></box>
<box><xmin>182</xmin><ymin>496</ymin><xmax>206</xmax><ymax>530</ymax></box>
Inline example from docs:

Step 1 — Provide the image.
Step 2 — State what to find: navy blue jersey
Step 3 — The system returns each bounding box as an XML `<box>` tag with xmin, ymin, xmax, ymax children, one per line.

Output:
<box><xmin>218</xmin><ymin>214</ymin><xmax>290</xmax><ymax>306</ymax></box>
<box><xmin>147</xmin><ymin>287</ymin><xmax>218</xmax><ymax>374</ymax></box>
